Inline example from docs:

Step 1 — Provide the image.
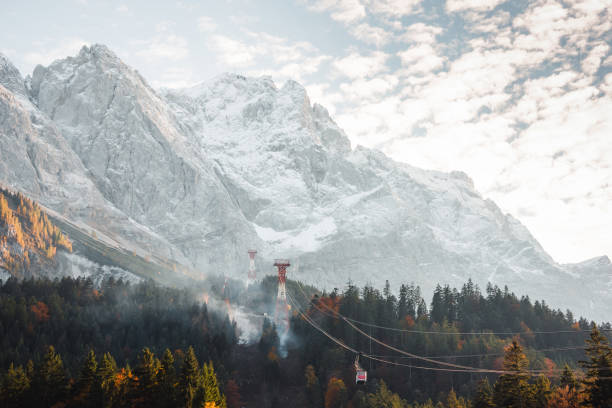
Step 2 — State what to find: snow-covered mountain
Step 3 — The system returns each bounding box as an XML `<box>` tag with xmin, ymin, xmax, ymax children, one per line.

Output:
<box><xmin>1</xmin><ymin>45</ymin><xmax>610</xmax><ymax>320</ymax></box>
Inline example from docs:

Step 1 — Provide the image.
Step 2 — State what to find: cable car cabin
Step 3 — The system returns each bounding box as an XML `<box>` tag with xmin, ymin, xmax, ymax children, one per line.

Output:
<box><xmin>355</xmin><ymin>369</ymin><xmax>367</xmax><ymax>385</ymax></box>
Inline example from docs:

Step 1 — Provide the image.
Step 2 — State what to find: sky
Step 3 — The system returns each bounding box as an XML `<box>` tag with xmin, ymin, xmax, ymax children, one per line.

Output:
<box><xmin>1</xmin><ymin>0</ymin><xmax>611</xmax><ymax>263</ymax></box>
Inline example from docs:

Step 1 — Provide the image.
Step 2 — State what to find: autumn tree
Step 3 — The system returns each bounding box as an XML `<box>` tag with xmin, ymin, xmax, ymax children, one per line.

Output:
<box><xmin>325</xmin><ymin>377</ymin><xmax>348</xmax><ymax>408</ymax></box>
<box><xmin>0</xmin><ymin>363</ymin><xmax>30</xmax><ymax>408</ymax></box>
<box><xmin>304</xmin><ymin>364</ymin><xmax>322</xmax><ymax>408</ymax></box>
<box><xmin>474</xmin><ymin>378</ymin><xmax>495</xmax><ymax>408</ymax></box>
<box><xmin>493</xmin><ymin>340</ymin><xmax>535</xmax><ymax>407</ymax></box>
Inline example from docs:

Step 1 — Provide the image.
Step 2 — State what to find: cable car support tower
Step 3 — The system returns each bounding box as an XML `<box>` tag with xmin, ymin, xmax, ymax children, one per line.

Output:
<box><xmin>274</xmin><ymin>259</ymin><xmax>290</xmax><ymax>335</ymax></box>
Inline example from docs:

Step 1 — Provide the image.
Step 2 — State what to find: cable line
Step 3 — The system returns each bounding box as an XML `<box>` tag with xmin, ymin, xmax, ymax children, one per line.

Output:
<box><xmin>291</xmin><ymin>280</ymin><xmax>603</xmax><ymax>335</ymax></box>
<box><xmin>288</xmin><ymin>293</ymin><xmax>573</xmax><ymax>377</ymax></box>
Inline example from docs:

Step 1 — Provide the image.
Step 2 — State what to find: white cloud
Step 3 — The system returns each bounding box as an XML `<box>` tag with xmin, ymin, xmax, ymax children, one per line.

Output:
<box><xmin>397</xmin><ymin>44</ymin><xmax>445</xmax><ymax>74</ymax></box>
<box><xmin>332</xmin><ymin>51</ymin><xmax>389</xmax><ymax>79</ymax></box>
<box><xmin>446</xmin><ymin>0</ymin><xmax>506</xmax><ymax>13</ymax></box>
<box><xmin>24</xmin><ymin>38</ymin><xmax>89</xmax><ymax>71</ymax></box>
<box><xmin>339</xmin><ymin>75</ymin><xmax>399</xmax><ymax>101</ymax></box>
<box><xmin>135</xmin><ymin>34</ymin><xmax>189</xmax><ymax>60</ymax></box>
<box><xmin>581</xmin><ymin>42</ymin><xmax>609</xmax><ymax>75</ymax></box>
<box><xmin>365</xmin><ymin>0</ymin><xmax>422</xmax><ymax>16</ymax></box>
<box><xmin>116</xmin><ymin>4</ymin><xmax>129</xmax><ymax>14</ymax></box>
<box><xmin>209</xmin><ymin>31</ymin><xmax>324</xmax><ymax>74</ymax></box>
<box><xmin>197</xmin><ymin>16</ymin><xmax>217</xmax><ymax>32</ymax></box>
<box><xmin>349</xmin><ymin>23</ymin><xmax>392</xmax><ymax>47</ymax></box>
<box><xmin>305</xmin><ymin>0</ymin><xmax>366</xmax><ymax>23</ymax></box>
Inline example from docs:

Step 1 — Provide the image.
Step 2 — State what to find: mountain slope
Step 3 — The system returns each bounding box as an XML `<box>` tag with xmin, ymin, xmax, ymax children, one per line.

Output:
<box><xmin>0</xmin><ymin>45</ymin><xmax>609</xmax><ymax>320</ymax></box>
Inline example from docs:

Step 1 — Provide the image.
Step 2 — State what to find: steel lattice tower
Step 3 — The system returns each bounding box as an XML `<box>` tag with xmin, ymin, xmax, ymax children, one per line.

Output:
<box><xmin>274</xmin><ymin>259</ymin><xmax>290</xmax><ymax>334</ymax></box>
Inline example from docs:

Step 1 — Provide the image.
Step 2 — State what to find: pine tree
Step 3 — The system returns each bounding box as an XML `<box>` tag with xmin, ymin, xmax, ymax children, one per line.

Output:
<box><xmin>73</xmin><ymin>349</ymin><xmax>97</xmax><ymax>407</ymax></box>
<box><xmin>493</xmin><ymin>340</ymin><xmax>535</xmax><ymax>408</ymax></box>
<box><xmin>580</xmin><ymin>324</ymin><xmax>612</xmax><ymax>407</ymax></box>
<box><xmin>180</xmin><ymin>346</ymin><xmax>200</xmax><ymax>408</ymax></box>
<box><xmin>132</xmin><ymin>347</ymin><xmax>161</xmax><ymax>407</ymax></box>
<box><xmin>158</xmin><ymin>348</ymin><xmax>178</xmax><ymax>407</ymax></box>
<box><xmin>94</xmin><ymin>352</ymin><xmax>118</xmax><ymax>408</ymax></box>
<box><xmin>32</xmin><ymin>345</ymin><xmax>68</xmax><ymax>407</ymax></box>
<box><xmin>1</xmin><ymin>363</ymin><xmax>30</xmax><ymax>408</ymax></box>
<box><xmin>203</xmin><ymin>361</ymin><xmax>226</xmax><ymax>408</ymax></box>
<box><xmin>560</xmin><ymin>364</ymin><xmax>579</xmax><ymax>391</ymax></box>
<box><xmin>474</xmin><ymin>378</ymin><xmax>495</xmax><ymax>408</ymax></box>
<box><xmin>446</xmin><ymin>388</ymin><xmax>462</xmax><ymax>408</ymax></box>
<box><xmin>533</xmin><ymin>375</ymin><xmax>552</xmax><ymax>407</ymax></box>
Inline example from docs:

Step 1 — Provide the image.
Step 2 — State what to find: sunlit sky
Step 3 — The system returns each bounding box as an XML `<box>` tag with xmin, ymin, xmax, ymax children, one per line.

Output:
<box><xmin>1</xmin><ymin>0</ymin><xmax>611</xmax><ymax>263</ymax></box>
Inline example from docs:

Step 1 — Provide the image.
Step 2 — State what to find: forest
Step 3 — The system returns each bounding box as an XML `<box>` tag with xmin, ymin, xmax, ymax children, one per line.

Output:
<box><xmin>0</xmin><ymin>275</ymin><xmax>611</xmax><ymax>407</ymax></box>
<box><xmin>0</xmin><ymin>188</ymin><xmax>72</xmax><ymax>277</ymax></box>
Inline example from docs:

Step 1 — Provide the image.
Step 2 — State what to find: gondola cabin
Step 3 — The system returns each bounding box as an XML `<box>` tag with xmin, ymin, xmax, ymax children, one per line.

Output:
<box><xmin>356</xmin><ymin>369</ymin><xmax>367</xmax><ymax>385</ymax></box>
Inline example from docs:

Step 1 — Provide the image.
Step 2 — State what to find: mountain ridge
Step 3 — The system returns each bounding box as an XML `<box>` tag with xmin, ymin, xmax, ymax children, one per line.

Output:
<box><xmin>0</xmin><ymin>44</ymin><xmax>610</xmax><ymax>320</ymax></box>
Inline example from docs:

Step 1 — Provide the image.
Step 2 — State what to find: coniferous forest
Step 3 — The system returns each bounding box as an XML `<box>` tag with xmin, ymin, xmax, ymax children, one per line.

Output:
<box><xmin>1</xmin><ymin>275</ymin><xmax>611</xmax><ymax>407</ymax></box>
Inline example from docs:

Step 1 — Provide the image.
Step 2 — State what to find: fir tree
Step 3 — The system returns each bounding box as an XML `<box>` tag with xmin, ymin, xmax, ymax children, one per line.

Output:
<box><xmin>560</xmin><ymin>364</ymin><xmax>579</xmax><ymax>391</ymax></box>
<box><xmin>203</xmin><ymin>361</ymin><xmax>226</xmax><ymax>408</ymax></box>
<box><xmin>580</xmin><ymin>324</ymin><xmax>612</xmax><ymax>407</ymax></box>
<box><xmin>133</xmin><ymin>347</ymin><xmax>161</xmax><ymax>407</ymax></box>
<box><xmin>158</xmin><ymin>348</ymin><xmax>178</xmax><ymax>407</ymax></box>
<box><xmin>180</xmin><ymin>346</ymin><xmax>200</xmax><ymax>408</ymax></box>
<box><xmin>493</xmin><ymin>340</ymin><xmax>535</xmax><ymax>408</ymax></box>
<box><xmin>0</xmin><ymin>363</ymin><xmax>30</xmax><ymax>408</ymax></box>
<box><xmin>32</xmin><ymin>345</ymin><xmax>68</xmax><ymax>407</ymax></box>
<box><xmin>474</xmin><ymin>378</ymin><xmax>495</xmax><ymax>408</ymax></box>
<box><xmin>72</xmin><ymin>349</ymin><xmax>97</xmax><ymax>407</ymax></box>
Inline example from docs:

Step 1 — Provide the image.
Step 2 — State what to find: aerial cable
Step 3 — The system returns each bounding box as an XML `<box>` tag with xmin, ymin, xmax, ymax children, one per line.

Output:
<box><xmin>289</xmin><ymin>291</ymin><xmax>571</xmax><ymax>374</ymax></box>
<box><xmin>292</xmin><ymin>280</ymin><xmax>604</xmax><ymax>336</ymax></box>
<box><xmin>287</xmin><ymin>294</ymin><xmax>571</xmax><ymax>377</ymax></box>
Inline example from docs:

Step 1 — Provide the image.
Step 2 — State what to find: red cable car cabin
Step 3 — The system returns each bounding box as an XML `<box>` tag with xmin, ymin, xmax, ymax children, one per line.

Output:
<box><xmin>356</xmin><ymin>369</ymin><xmax>367</xmax><ymax>385</ymax></box>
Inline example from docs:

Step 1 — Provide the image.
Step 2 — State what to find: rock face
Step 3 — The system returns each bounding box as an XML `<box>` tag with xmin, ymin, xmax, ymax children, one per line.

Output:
<box><xmin>0</xmin><ymin>45</ymin><xmax>610</xmax><ymax>320</ymax></box>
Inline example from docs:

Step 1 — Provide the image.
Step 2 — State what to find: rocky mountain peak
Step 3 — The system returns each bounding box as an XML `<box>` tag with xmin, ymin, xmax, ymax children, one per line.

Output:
<box><xmin>0</xmin><ymin>53</ymin><xmax>27</xmax><ymax>97</ymax></box>
<box><xmin>1</xmin><ymin>44</ymin><xmax>610</xmax><ymax>320</ymax></box>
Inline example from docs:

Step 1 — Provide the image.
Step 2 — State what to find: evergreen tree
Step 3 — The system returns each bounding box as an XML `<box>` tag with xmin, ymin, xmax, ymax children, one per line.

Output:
<box><xmin>72</xmin><ymin>349</ymin><xmax>97</xmax><ymax>407</ymax></box>
<box><xmin>533</xmin><ymin>375</ymin><xmax>552</xmax><ymax>407</ymax></box>
<box><xmin>493</xmin><ymin>341</ymin><xmax>535</xmax><ymax>408</ymax></box>
<box><xmin>94</xmin><ymin>352</ymin><xmax>118</xmax><ymax>408</ymax></box>
<box><xmin>133</xmin><ymin>347</ymin><xmax>161</xmax><ymax>407</ymax></box>
<box><xmin>202</xmin><ymin>361</ymin><xmax>226</xmax><ymax>408</ymax></box>
<box><xmin>579</xmin><ymin>324</ymin><xmax>612</xmax><ymax>407</ymax></box>
<box><xmin>180</xmin><ymin>346</ymin><xmax>200</xmax><ymax>408</ymax></box>
<box><xmin>366</xmin><ymin>380</ymin><xmax>405</xmax><ymax>408</ymax></box>
<box><xmin>560</xmin><ymin>364</ymin><xmax>579</xmax><ymax>391</ymax></box>
<box><xmin>32</xmin><ymin>345</ymin><xmax>68</xmax><ymax>407</ymax></box>
<box><xmin>0</xmin><ymin>363</ymin><xmax>30</xmax><ymax>408</ymax></box>
<box><xmin>158</xmin><ymin>348</ymin><xmax>178</xmax><ymax>407</ymax></box>
<box><xmin>474</xmin><ymin>378</ymin><xmax>495</xmax><ymax>408</ymax></box>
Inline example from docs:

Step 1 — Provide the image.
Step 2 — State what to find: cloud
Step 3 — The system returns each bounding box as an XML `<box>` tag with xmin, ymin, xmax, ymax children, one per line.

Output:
<box><xmin>197</xmin><ymin>16</ymin><xmax>217</xmax><ymax>32</ymax></box>
<box><xmin>397</xmin><ymin>44</ymin><xmax>446</xmax><ymax>74</ymax></box>
<box><xmin>305</xmin><ymin>0</ymin><xmax>366</xmax><ymax>23</ymax></box>
<box><xmin>446</xmin><ymin>0</ymin><xmax>506</xmax><ymax>13</ymax></box>
<box><xmin>208</xmin><ymin>30</ymin><xmax>328</xmax><ymax>83</ymax></box>
<box><xmin>24</xmin><ymin>38</ymin><xmax>89</xmax><ymax>71</ymax></box>
<box><xmin>115</xmin><ymin>4</ymin><xmax>129</xmax><ymax>14</ymax></box>
<box><xmin>365</xmin><ymin>0</ymin><xmax>422</xmax><ymax>17</ymax></box>
<box><xmin>135</xmin><ymin>34</ymin><xmax>189</xmax><ymax>60</ymax></box>
<box><xmin>332</xmin><ymin>51</ymin><xmax>389</xmax><ymax>79</ymax></box>
<box><xmin>349</xmin><ymin>23</ymin><xmax>392</xmax><ymax>47</ymax></box>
